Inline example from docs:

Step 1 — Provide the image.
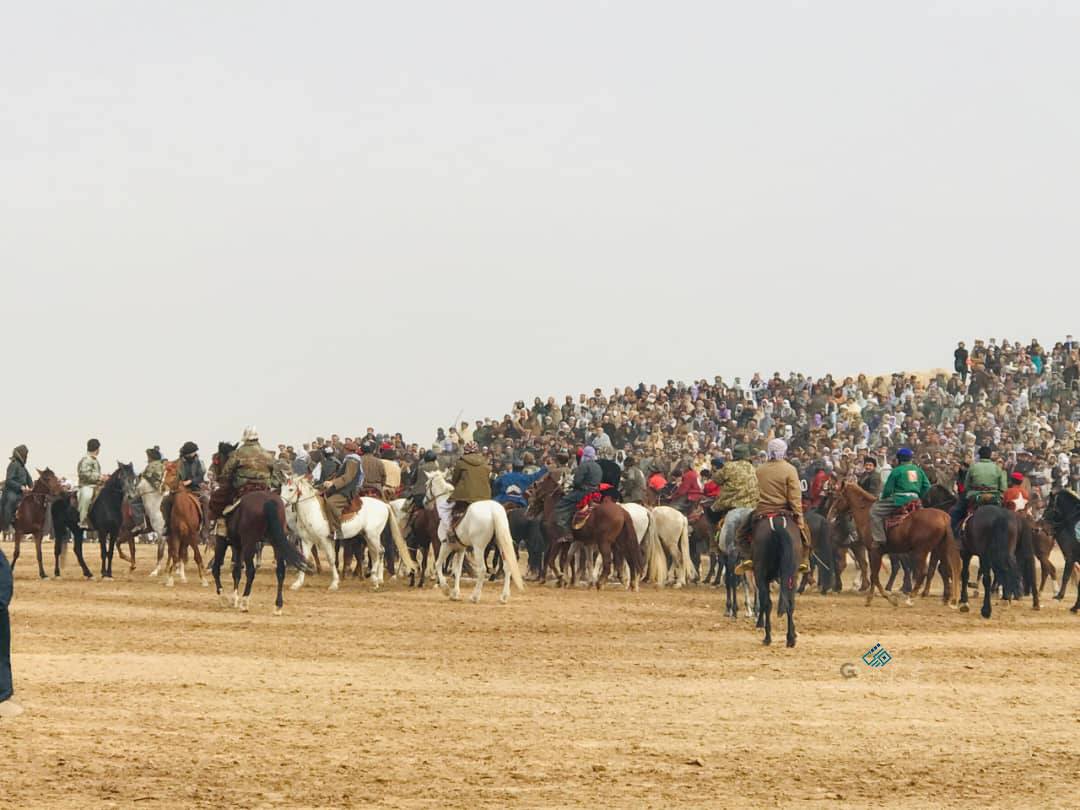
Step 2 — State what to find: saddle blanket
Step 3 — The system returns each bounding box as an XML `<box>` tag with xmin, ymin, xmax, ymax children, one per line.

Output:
<box><xmin>885</xmin><ymin>499</ymin><xmax>922</xmax><ymax>531</ymax></box>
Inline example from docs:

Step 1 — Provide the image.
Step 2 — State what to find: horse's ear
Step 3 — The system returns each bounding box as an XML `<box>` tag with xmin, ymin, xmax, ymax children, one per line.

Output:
<box><xmin>36</xmin><ymin>468</ymin><xmax>43</xmax><ymax>475</ymax></box>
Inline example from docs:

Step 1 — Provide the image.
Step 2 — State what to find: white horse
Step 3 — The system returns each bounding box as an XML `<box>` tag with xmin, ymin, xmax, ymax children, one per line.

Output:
<box><xmin>425</xmin><ymin>470</ymin><xmax>524</xmax><ymax>604</ymax></box>
<box><xmin>280</xmin><ymin>476</ymin><xmax>414</xmax><ymax>591</ymax></box>
<box><xmin>621</xmin><ymin>503</ymin><xmax>694</xmax><ymax>587</ymax></box>
<box><xmin>136</xmin><ymin>476</ymin><xmax>172</xmax><ymax>579</ymax></box>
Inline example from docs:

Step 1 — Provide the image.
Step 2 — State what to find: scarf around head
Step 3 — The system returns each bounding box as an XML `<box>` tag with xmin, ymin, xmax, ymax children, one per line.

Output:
<box><xmin>767</xmin><ymin>438</ymin><xmax>788</xmax><ymax>460</ymax></box>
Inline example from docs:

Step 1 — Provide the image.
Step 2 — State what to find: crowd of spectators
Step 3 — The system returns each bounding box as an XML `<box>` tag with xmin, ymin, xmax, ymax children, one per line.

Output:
<box><xmin>282</xmin><ymin>335</ymin><xmax>1080</xmax><ymax>513</ymax></box>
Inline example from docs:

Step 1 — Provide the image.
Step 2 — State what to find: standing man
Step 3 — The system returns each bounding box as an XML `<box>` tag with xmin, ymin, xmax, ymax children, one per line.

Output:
<box><xmin>0</xmin><ymin>543</ymin><xmax>20</xmax><ymax>717</ymax></box>
<box><xmin>77</xmin><ymin>439</ymin><xmax>102</xmax><ymax>528</ymax></box>
<box><xmin>1</xmin><ymin>445</ymin><xmax>32</xmax><ymax>532</ymax></box>
<box><xmin>954</xmin><ymin>341</ymin><xmax>969</xmax><ymax>384</ymax></box>
<box><xmin>620</xmin><ymin>456</ymin><xmax>647</xmax><ymax>504</ymax></box>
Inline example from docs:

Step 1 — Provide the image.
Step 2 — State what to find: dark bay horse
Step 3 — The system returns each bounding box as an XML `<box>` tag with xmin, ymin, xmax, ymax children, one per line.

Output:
<box><xmin>956</xmin><ymin>505</ymin><xmax>1024</xmax><ymax>618</ymax></box>
<box><xmin>1042</xmin><ymin>489</ymin><xmax>1080</xmax><ymax>610</ymax></box>
<box><xmin>10</xmin><ymin>468</ymin><xmax>65</xmax><ymax>579</ymax></box>
<box><xmin>828</xmin><ymin>480</ymin><xmax>960</xmax><ymax>609</ymax></box>
<box><xmin>531</xmin><ymin>475</ymin><xmax>643</xmax><ymax>590</ymax></box>
<box><xmin>88</xmin><ymin>463</ymin><xmax>138</xmax><ymax>578</ymax></box>
<box><xmin>750</xmin><ymin>513</ymin><xmax>799</xmax><ymax>647</ymax></box>
<box><xmin>51</xmin><ymin>492</ymin><xmax>94</xmax><ymax>579</ymax></box>
<box><xmin>405</xmin><ymin>505</ymin><xmax>440</xmax><ymax>588</ymax></box>
<box><xmin>210</xmin><ymin>489</ymin><xmax>310</xmax><ymax>614</ymax></box>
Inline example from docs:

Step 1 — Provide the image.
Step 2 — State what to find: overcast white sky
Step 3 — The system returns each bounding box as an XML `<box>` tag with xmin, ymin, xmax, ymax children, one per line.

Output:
<box><xmin>2</xmin><ymin>1</ymin><xmax>1076</xmax><ymax>473</ymax></box>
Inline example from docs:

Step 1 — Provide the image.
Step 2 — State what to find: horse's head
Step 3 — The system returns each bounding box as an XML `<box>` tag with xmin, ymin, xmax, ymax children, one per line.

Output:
<box><xmin>212</xmin><ymin>441</ymin><xmax>239</xmax><ymax>476</ymax></box>
<box><xmin>35</xmin><ymin>467</ymin><xmax>64</xmax><ymax>497</ymax></box>
<box><xmin>527</xmin><ymin>473</ymin><xmax>559</xmax><ymax>516</ymax></box>
<box><xmin>826</xmin><ymin>479</ymin><xmax>850</xmax><ymax>521</ymax></box>
<box><xmin>425</xmin><ymin>469</ymin><xmax>453</xmax><ymax>504</ymax></box>
<box><xmin>115</xmin><ymin>462</ymin><xmax>139</xmax><ymax>499</ymax></box>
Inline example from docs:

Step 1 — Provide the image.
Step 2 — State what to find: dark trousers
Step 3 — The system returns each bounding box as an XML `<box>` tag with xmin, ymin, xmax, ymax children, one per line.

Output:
<box><xmin>0</xmin><ymin>548</ymin><xmax>12</xmax><ymax>702</ymax></box>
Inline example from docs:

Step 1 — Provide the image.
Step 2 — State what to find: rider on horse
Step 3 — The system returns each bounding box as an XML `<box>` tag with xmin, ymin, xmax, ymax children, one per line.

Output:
<box><xmin>735</xmin><ymin>438</ymin><xmax>809</xmax><ymax>574</ymax></box>
<box><xmin>619</xmin><ymin>456</ymin><xmax>646</xmax><ymax>504</ymax></box>
<box><xmin>1003</xmin><ymin>471</ymin><xmax>1029</xmax><ymax>513</ymax></box>
<box><xmin>669</xmin><ymin>466</ymin><xmax>703</xmax><ymax>515</ymax></box>
<box><xmin>1</xmin><ymin>446</ymin><xmax>32</xmax><ymax>531</ymax></box>
<box><xmin>162</xmin><ymin>442</ymin><xmax>206</xmax><ymax>538</ymax></box>
<box><xmin>77</xmin><ymin>439</ymin><xmax>102</xmax><ymax>528</ymax></box>
<box><xmin>870</xmin><ymin>447</ymin><xmax>930</xmax><ymax>546</ymax></box>
<box><xmin>964</xmin><ymin>446</ymin><xmax>1007</xmax><ymax>510</ymax></box>
<box><xmin>555</xmin><ymin>445</ymin><xmax>602</xmax><ymax>532</ymax></box>
<box><xmin>131</xmin><ymin>446</ymin><xmax>165</xmax><ymax>531</ymax></box>
<box><xmin>210</xmin><ymin>427</ymin><xmax>275</xmax><ymax>535</ymax></box>
<box><xmin>320</xmin><ymin>440</ymin><xmax>364</xmax><ymax>538</ymax></box>
<box><xmin>358</xmin><ymin>440</ymin><xmax>386</xmax><ymax>498</ymax></box>
<box><xmin>439</xmin><ymin>442</ymin><xmax>491</xmax><ymax>542</ymax></box>
<box><xmin>492</xmin><ymin>459</ymin><xmax>548</xmax><ymax>509</ymax></box>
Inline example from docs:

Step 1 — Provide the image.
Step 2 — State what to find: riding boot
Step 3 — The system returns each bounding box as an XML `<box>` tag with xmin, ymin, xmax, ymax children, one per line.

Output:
<box><xmin>733</xmin><ymin>533</ymin><xmax>753</xmax><ymax>576</ymax></box>
<box><xmin>326</xmin><ymin>509</ymin><xmax>342</xmax><ymax>541</ymax></box>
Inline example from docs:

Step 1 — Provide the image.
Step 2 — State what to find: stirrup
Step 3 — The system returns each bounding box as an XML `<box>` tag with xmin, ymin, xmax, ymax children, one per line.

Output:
<box><xmin>734</xmin><ymin>559</ymin><xmax>753</xmax><ymax>575</ymax></box>
<box><xmin>798</xmin><ymin>560</ymin><xmax>810</xmax><ymax>573</ymax></box>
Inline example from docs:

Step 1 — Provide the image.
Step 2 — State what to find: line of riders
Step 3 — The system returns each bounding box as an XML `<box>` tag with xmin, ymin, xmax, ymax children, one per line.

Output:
<box><xmin>0</xmin><ymin>426</ymin><xmax>1035</xmax><ymax>581</ymax></box>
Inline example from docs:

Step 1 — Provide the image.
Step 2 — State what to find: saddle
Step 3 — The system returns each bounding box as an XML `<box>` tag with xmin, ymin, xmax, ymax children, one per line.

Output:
<box><xmin>319</xmin><ymin>492</ymin><xmax>365</xmax><ymax>525</ymax></box>
<box><xmin>884</xmin><ymin>499</ymin><xmax>922</xmax><ymax>531</ymax></box>
<box><xmin>449</xmin><ymin>501</ymin><xmax>469</xmax><ymax>536</ymax></box>
<box><xmin>573</xmin><ymin>491</ymin><xmax>605</xmax><ymax>530</ymax></box>
<box><xmin>359</xmin><ymin>485</ymin><xmax>385</xmax><ymax>501</ymax></box>
<box><xmin>739</xmin><ymin>509</ymin><xmax>795</xmax><ymax>543</ymax></box>
<box><xmin>222</xmin><ymin>482</ymin><xmax>269</xmax><ymax>516</ymax></box>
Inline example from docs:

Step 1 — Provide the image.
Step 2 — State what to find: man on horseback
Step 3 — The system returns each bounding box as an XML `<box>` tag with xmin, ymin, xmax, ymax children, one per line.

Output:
<box><xmin>131</xmin><ymin>447</ymin><xmax>165</xmax><ymax>532</ymax></box>
<box><xmin>358</xmin><ymin>441</ymin><xmax>386</xmax><ymax>498</ymax></box>
<box><xmin>492</xmin><ymin>459</ymin><xmax>548</xmax><ymax>509</ymax></box>
<box><xmin>77</xmin><ymin>439</ymin><xmax>102</xmax><ymax>528</ymax></box>
<box><xmin>210</xmin><ymin>427</ymin><xmax>274</xmax><ymax>535</ymax></box>
<box><xmin>709</xmin><ymin>444</ymin><xmax>759</xmax><ymax>523</ymax></box>
<box><xmin>1003</xmin><ymin>471</ymin><xmax>1029</xmax><ymax>513</ymax></box>
<box><xmin>870</xmin><ymin>447</ymin><xmax>930</xmax><ymax>546</ymax></box>
<box><xmin>163</xmin><ymin>442</ymin><xmax>206</xmax><ymax>539</ymax></box>
<box><xmin>554</xmin><ymin>445</ymin><xmax>602</xmax><ymax>533</ymax></box>
<box><xmin>964</xmin><ymin>446</ymin><xmax>1007</xmax><ymax>510</ymax></box>
<box><xmin>735</xmin><ymin>438</ymin><xmax>809</xmax><ymax>574</ymax></box>
<box><xmin>439</xmin><ymin>442</ymin><xmax>491</xmax><ymax>542</ymax></box>
<box><xmin>1</xmin><ymin>446</ymin><xmax>32</xmax><ymax>532</ymax></box>
<box><xmin>320</xmin><ymin>440</ymin><xmax>364</xmax><ymax>538</ymax></box>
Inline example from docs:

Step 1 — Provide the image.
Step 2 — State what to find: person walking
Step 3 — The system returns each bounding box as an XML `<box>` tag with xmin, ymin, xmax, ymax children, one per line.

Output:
<box><xmin>0</xmin><ymin>545</ymin><xmax>22</xmax><ymax>718</ymax></box>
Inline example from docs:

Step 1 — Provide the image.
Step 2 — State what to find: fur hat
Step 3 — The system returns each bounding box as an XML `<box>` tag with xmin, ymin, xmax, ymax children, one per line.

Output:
<box><xmin>179</xmin><ymin>442</ymin><xmax>198</xmax><ymax>457</ymax></box>
<box><xmin>242</xmin><ymin>426</ymin><xmax>259</xmax><ymax>442</ymax></box>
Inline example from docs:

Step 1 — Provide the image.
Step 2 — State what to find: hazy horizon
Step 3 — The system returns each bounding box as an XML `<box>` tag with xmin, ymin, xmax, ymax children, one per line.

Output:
<box><xmin>3</xmin><ymin>2</ymin><xmax>1076</xmax><ymax>473</ymax></box>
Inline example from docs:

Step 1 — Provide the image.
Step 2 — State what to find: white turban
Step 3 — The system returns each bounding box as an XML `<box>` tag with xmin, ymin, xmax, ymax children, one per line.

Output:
<box><xmin>767</xmin><ymin>438</ymin><xmax>788</xmax><ymax>460</ymax></box>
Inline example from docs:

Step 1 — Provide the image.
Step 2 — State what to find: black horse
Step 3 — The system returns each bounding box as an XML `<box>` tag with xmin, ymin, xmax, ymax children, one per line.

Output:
<box><xmin>751</xmin><ymin>514</ymin><xmax>799</xmax><ymax>648</ymax></box>
<box><xmin>51</xmin><ymin>493</ymin><xmax>93</xmax><ymax>579</ymax></box>
<box><xmin>508</xmin><ymin>506</ymin><xmax>547</xmax><ymax>579</ymax></box>
<box><xmin>87</xmin><ymin>463</ymin><xmax>138</xmax><ymax>578</ymax></box>
<box><xmin>1042</xmin><ymin>489</ymin><xmax>1080</xmax><ymax>610</ymax></box>
<box><xmin>798</xmin><ymin>509</ymin><xmax>834</xmax><ymax>594</ymax></box>
<box><xmin>957</xmin><ymin>504</ymin><xmax>1021</xmax><ymax>619</ymax></box>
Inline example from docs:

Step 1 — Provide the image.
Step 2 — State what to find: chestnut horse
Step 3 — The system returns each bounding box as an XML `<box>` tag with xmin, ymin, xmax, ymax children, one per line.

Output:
<box><xmin>531</xmin><ymin>474</ymin><xmax>643</xmax><ymax>591</ymax></box>
<box><xmin>10</xmin><ymin>468</ymin><xmax>65</xmax><ymax>579</ymax></box>
<box><xmin>162</xmin><ymin>489</ymin><xmax>208</xmax><ymax>589</ymax></box>
<box><xmin>827</xmin><ymin>480</ymin><xmax>960</xmax><ymax>609</ymax></box>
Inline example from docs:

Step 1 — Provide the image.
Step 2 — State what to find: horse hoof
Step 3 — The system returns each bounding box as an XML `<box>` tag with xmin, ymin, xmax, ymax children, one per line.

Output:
<box><xmin>39</xmin><ymin>574</ymin><xmax>49</xmax><ymax>580</ymax></box>
<box><xmin>273</xmin><ymin>607</ymin><xmax>283</xmax><ymax>617</ymax></box>
<box><xmin>959</xmin><ymin>603</ymin><xmax>970</xmax><ymax>613</ymax></box>
<box><xmin>886</xmin><ymin>595</ymin><xmax>900</xmax><ymax>607</ymax></box>
<box><xmin>1070</xmin><ymin>605</ymin><xmax>1080</xmax><ymax>614</ymax></box>
<box><xmin>470</xmin><ymin>594</ymin><xmax>481</xmax><ymax>604</ymax></box>
<box><xmin>499</xmin><ymin>594</ymin><xmax>508</xmax><ymax>605</ymax></box>
<box><xmin>219</xmin><ymin>594</ymin><xmax>232</xmax><ymax>608</ymax></box>
<box><xmin>1032</xmin><ymin>604</ymin><xmax>1041</xmax><ymax>612</ymax></box>
<box><xmin>148</xmin><ymin>570</ymin><xmax>159</xmax><ymax>578</ymax></box>
<box><xmin>164</xmin><ymin>578</ymin><xmax>174</xmax><ymax>588</ymax></box>
<box><xmin>904</xmin><ymin>598</ymin><xmax>914</xmax><ymax>607</ymax></box>
<box><xmin>787</xmin><ymin>639</ymin><xmax>796</xmax><ymax>648</ymax></box>
<box><xmin>239</xmin><ymin>599</ymin><xmax>250</xmax><ymax>613</ymax></box>
<box><xmin>328</xmin><ymin>583</ymin><xmax>339</xmax><ymax>592</ymax></box>
<box><xmin>449</xmin><ymin>592</ymin><xmax>461</xmax><ymax>601</ymax></box>
<box><xmin>200</xmin><ymin>580</ymin><xmax>209</xmax><ymax>588</ymax></box>
<box><xmin>762</xmin><ymin>638</ymin><xmax>771</xmax><ymax>646</ymax></box>
<box><xmin>289</xmin><ymin>582</ymin><xmax>302</xmax><ymax>592</ymax></box>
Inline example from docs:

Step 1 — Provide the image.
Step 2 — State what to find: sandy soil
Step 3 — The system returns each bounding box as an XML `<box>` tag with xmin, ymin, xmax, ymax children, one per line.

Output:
<box><xmin>3</xmin><ymin>539</ymin><xmax>1080</xmax><ymax>809</ymax></box>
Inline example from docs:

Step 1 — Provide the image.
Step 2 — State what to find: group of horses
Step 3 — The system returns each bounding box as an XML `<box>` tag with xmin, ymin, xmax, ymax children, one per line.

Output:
<box><xmin>6</xmin><ymin>453</ymin><xmax>1080</xmax><ymax>646</ymax></box>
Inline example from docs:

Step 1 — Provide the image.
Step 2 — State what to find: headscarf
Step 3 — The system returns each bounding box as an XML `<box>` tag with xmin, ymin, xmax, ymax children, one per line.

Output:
<box><xmin>11</xmin><ymin>445</ymin><xmax>27</xmax><ymax>464</ymax></box>
<box><xmin>767</xmin><ymin>438</ymin><xmax>787</xmax><ymax>460</ymax></box>
<box><xmin>581</xmin><ymin>446</ymin><xmax>597</xmax><ymax>462</ymax></box>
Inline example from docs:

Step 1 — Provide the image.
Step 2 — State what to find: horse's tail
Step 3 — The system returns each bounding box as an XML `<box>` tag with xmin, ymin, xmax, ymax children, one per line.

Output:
<box><xmin>777</xmin><ymin>522</ymin><xmax>797</xmax><ymax>613</ymax></box>
<box><xmin>492</xmin><ymin>507</ymin><xmax>525</xmax><ymax>591</ymax></box>
<box><xmin>264</xmin><ymin>499</ymin><xmax>311</xmax><ymax>573</ymax></box>
<box><xmin>678</xmin><ymin>514</ymin><xmax>696</xmax><ymax>582</ymax></box>
<box><xmin>386</xmin><ymin>506</ymin><xmax>417</xmax><ymax>574</ymax></box>
<box><xmin>642</xmin><ymin>510</ymin><xmax>667</xmax><ymax>587</ymax></box>
<box><xmin>987</xmin><ymin>510</ymin><xmax>1013</xmax><ymax>596</ymax></box>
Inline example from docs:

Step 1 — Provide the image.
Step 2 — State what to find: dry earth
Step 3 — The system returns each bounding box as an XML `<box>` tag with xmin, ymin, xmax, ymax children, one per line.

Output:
<box><xmin>3</xmin><ymin>539</ymin><xmax>1080</xmax><ymax>809</ymax></box>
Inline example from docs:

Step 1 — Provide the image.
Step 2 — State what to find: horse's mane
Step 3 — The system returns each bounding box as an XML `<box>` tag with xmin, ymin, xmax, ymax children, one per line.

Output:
<box><xmin>842</xmin><ymin>481</ymin><xmax>876</xmax><ymax>504</ymax></box>
<box><xmin>31</xmin><ymin>468</ymin><xmax>56</xmax><ymax>492</ymax></box>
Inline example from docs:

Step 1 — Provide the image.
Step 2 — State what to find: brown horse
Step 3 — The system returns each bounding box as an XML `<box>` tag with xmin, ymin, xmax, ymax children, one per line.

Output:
<box><xmin>405</xmin><ymin>505</ymin><xmax>440</xmax><ymax>588</ymax></box>
<box><xmin>531</xmin><ymin>475</ymin><xmax>643</xmax><ymax>590</ymax></box>
<box><xmin>210</xmin><ymin>489</ymin><xmax>310</xmax><ymax>614</ymax></box>
<box><xmin>10</xmin><ymin>468</ymin><xmax>65</xmax><ymax>579</ymax></box>
<box><xmin>827</xmin><ymin>480</ymin><xmax>960</xmax><ymax>608</ymax></box>
<box><xmin>162</xmin><ymin>489</ymin><xmax>208</xmax><ymax>588</ymax></box>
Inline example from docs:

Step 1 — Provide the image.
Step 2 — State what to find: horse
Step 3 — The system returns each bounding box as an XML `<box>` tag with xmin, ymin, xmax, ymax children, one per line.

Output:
<box><xmin>424</xmin><ymin>470</ymin><xmax>525</xmax><ymax>603</ymax></box>
<box><xmin>87</xmin><ymin>463</ymin><xmax>139</xmax><ymax>579</ymax></box>
<box><xmin>798</xmin><ymin>509</ymin><xmax>834</xmax><ymax>594</ymax></box>
<box><xmin>717</xmin><ymin>507</ymin><xmax>756</xmax><ymax>619</ymax></box>
<box><xmin>160</xmin><ymin>486</ymin><xmax>209</xmax><ymax>589</ymax></box>
<box><xmin>529</xmin><ymin>473</ymin><xmax>643</xmax><ymax>591</ymax></box>
<box><xmin>400</xmin><ymin>501</ymin><xmax>441</xmax><ymax>587</ymax></box>
<box><xmin>9</xmin><ymin>468</ymin><xmax>65</xmax><ymax>579</ymax></box>
<box><xmin>209</xmin><ymin>489</ymin><xmax>311</xmax><ymax>614</ymax></box>
<box><xmin>1041</xmin><ymin>488</ymin><xmax>1080</xmax><ymax>609</ymax></box>
<box><xmin>827</xmin><ymin>480</ymin><xmax>960</xmax><ymax>609</ymax></box>
<box><xmin>51</xmin><ymin>491</ymin><xmax>94</xmax><ymax>579</ymax></box>
<box><xmin>750</xmin><ymin>512</ymin><xmax>800</xmax><ymax>647</ymax></box>
<box><xmin>956</xmin><ymin>504</ymin><xmax>1025</xmax><ymax>618</ymax></box>
<box><xmin>506</xmin><ymin>504</ymin><xmax>547</xmax><ymax>580</ymax></box>
<box><xmin>280</xmin><ymin>477</ymin><xmax>414</xmax><ymax>592</ymax></box>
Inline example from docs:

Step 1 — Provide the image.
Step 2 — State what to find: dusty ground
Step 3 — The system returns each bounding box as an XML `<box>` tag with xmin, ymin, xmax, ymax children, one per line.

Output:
<box><xmin>3</xmin><ymin>539</ymin><xmax>1080</xmax><ymax>809</ymax></box>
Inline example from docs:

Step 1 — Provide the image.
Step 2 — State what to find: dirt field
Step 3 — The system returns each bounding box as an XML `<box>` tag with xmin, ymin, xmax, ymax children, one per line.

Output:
<box><xmin>3</xmin><ymin>540</ymin><xmax>1079</xmax><ymax>809</ymax></box>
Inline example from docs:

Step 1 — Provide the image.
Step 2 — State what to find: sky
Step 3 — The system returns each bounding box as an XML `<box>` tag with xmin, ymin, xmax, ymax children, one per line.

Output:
<box><xmin>2</xmin><ymin>1</ymin><xmax>1077</xmax><ymax>474</ymax></box>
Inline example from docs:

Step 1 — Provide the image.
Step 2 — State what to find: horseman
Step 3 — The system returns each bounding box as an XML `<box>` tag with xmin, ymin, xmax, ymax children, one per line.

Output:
<box><xmin>162</xmin><ymin>442</ymin><xmax>206</xmax><ymax>538</ymax></box>
<box><xmin>210</xmin><ymin>427</ymin><xmax>274</xmax><ymax>534</ymax></box>
<box><xmin>736</xmin><ymin>438</ymin><xmax>809</xmax><ymax>575</ymax></box>
<box><xmin>708</xmin><ymin>444</ymin><xmax>759</xmax><ymax>524</ymax></box>
<box><xmin>440</xmin><ymin>442</ymin><xmax>491</xmax><ymax>542</ymax></box>
<box><xmin>555</xmin><ymin>445</ymin><xmax>602</xmax><ymax>533</ymax></box>
<box><xmin>493</xmin><ymin>459</ymin><xmax>548</xmax><ymax>509</ymax></box>
<box><xmin>1003</xmin><ymin>471</ymin><xmax>1029</xmax><ymax>513</ymax></box>
<box><xmin>857</xmin><ymin>456</ymin><xmax>882</xmax><ymax>497</ymax></box>
<box><xmin>314</xmin><ymin>445</ymin><xmax>341</xmax><ymax>488</ymax></box>
<box><xmin>1</xmin><ymin>446</ymin><xmax>32</xmax><ymax>531</ymax></box>
<box><xmin>964</xmin><ymin>446</ymin><xmax>1007</xmax><ymax>511</ymax></box>
<box><xmin>870</xmin><ymin>448</ymin><xmax>930</xmax><ymax>546</ymax></box>
<box><xmin>77</xmin><ymin>439</ymin><xmax>102</xmax><ymax>528</ymax></box>
<box><xmin>320</xmin><ymin>440</ymin><xmax>364</xmax><ymax>538</ymax></box>
<box><xmin>404</xmin><ymin>450</ymin><xmax>440</xmax><ymax>532</ymax></box>
<box><xmin>132</xmin><ymin>446</ymin><xmax>165</xmax><ymax>531</ymax></box>
<box><xmin>358</xmin><ymin>440</ymin><xmax>386</xmax><ymax>498</ymax></box>
<box><xmin>380</xmin><ymin>444</ymin><xmax>402</xmax><ymax>500</ymax></box>
<box><xmin>669</xmin><ymin>465</ymin><xmax>703</xmax><ymax>515</ymax></box>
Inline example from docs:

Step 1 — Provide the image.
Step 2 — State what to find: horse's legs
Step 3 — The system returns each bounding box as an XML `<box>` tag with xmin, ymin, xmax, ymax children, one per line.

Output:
<box><xmin>239</xmin><ymin>544</ymin><xmax>257</xmax><ymax>612</ymax></box>
<box><xmin>273</xmin><ymin>550</ymin><xmax>286</xmax><ymax>616</ymax></box>
<box><xmin>290</xmin><ymin>537</ymin><xmax>310</xmax><ymax>591</ymax></box>
<box><xmin>449</xmin><ymin>547</ymin><xmax>466</xmax><ymax>601</ymax></box>
<box><xmin>10</xmin><ymin>533</ymin><xmax>20</xmax><ymax>570</ymax></box>
<box><xmin>980</xmin><ymin>556</ymin><xmax>993</xmax><ymax>620</ymax></box>
<box><xmin>34</xmin><ymin>533</ymin><xmax>47</xmax><ymax>579</ymax></box>
<box><xmin>759</xmin><ymin>573</ymin><xmax>772</xmax><ymax>645</ymax></box>
<box><xmin>211</xmin><ymin>536</ymin><xmax>229</xmax><ymax>605</ymax></box>
<box><xmin>149</xmin><ymin>534</ymin><xmax>165</xmax><ymax>577</ymax></box>
<box><xmin>958</xmin><ymin>553</ymin><xmax>971</xmax><ymax>611</ymax></box>
<box><xmin>866</xmin><ymin>545</ymin><xmax>898</xmax><ymax>606</ymax></box>
<box><xmin>319</xmin><ymin>533</ymin><xmax>339</xmax><ymax>592</ymax></box>
<box><xmin>434</xmin><ymin>541</ymin><xmax>452</xmax><ymax>590</ymax></box>
<box><xmin>1025</xmin><ymin>544</ymin><xmax>1039</xmax><ymax>611</ymax></box>
<box><xmin>366</xmin><ymin>533</ymin><xmax>384</xmax><ymax>591</ymax></box>
<box><xmin>164</xmin><ymin>535</ymin><xmax>179</xmax><ymax>588</ymax></box>
<box><xmin>884</xmin><ymin>554</ymin><xmax>900</xmax><ymax>592</ymax></box>
<box><xmin>1053</xmin><ymin>542</ymin><xmax>1073</xmax><ymax>601</ymax></box>
<box><xmin>190</xmin><ymin>538</ymin><xmax>209</xmax><ymax>587</ymax></box>
<box><xmin>54</xmin><ymin>534</ymin><xmax>63</xmax><ymax>577</ymax></box>
<box><xmin>230</xmin><ymin>545</ymin><xmax>243</xmax><ymax>608</ymax></box>
<box><xmin>783</xmin><ymin>580</ymin><xmax>796</xmax><ymax>648</ymax></box>
<box><xmin>469</xmin><ymin>543</ymin><xmax>486</xmax><ymax>603</ymax></box>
